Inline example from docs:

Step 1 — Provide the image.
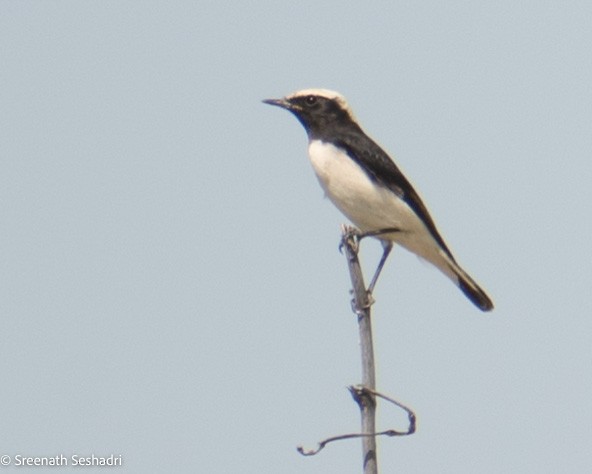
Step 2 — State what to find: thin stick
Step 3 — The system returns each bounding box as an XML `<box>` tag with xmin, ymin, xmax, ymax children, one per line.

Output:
<box><xmin>340</xmin><ymin>225</ymin><xmax>378</xmax><ymax>474</ymax></box>
<box><xmin>297</xmin><ymin>226</ymin><xmax>416</xmax><ymax>467</ymax></box>
<box><xmin>296</xmin><ymin>385</ymin><xmax>415</xmax><ymax>457</ymax></box>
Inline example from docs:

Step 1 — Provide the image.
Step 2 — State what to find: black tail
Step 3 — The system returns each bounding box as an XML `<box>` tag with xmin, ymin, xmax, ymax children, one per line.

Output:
<box><xmin>430</xmin><ymin>249</ymin><xmax>494</xmax><ymax>312</ymax></box>
<box><xmin>457</xmin><ymin>275</ymin><xmax>494</xmax><ymax>312</ymax></box>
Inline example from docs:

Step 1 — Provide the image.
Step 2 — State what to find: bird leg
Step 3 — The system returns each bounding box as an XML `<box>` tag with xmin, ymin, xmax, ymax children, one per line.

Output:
<box><xmin>367</xmin><ymin>240</ymin><xmax>393</xmax><ymax>294</ymax></box>
<box><xmin>358</xmin><ymin>227</ymin><xmax>400</xmax><ymax>241</ymax></box>
<box><xmin>360</xmin><ymin>227</ymin><xmax>399</xmax><ymax>294</ymax></box>
<box><xmin>340</xmin><ymin>226</ymin><xmax>399</xmax><ymax>294</ymax></box>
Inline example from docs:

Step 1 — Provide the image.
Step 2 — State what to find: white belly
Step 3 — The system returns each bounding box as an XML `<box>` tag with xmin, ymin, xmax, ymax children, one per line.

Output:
<box><xmin>307</xmin><ymin>140</ymin><xmax>444</xmax><ymax>264</ymax></box>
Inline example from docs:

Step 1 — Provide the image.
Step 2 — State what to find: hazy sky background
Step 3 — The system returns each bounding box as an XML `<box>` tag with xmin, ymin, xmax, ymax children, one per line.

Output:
<box><xmin>2</xmin><ymin>1</ymin><xmax>591</xmax><ymax>472</ymax></box>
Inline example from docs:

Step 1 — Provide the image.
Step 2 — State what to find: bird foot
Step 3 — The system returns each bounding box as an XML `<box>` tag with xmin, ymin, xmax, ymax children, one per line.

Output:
<box><xmin>339</xmin><ymin>224</ymin><xmax>362</xmax><ymax>254</ymax></box>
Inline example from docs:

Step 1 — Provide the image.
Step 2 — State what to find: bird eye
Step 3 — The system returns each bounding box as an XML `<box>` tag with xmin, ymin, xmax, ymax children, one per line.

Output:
<box><xmin>305</xmin><ymin>95</ymin><xmax>317</xmax><ymax>106</ymax></box>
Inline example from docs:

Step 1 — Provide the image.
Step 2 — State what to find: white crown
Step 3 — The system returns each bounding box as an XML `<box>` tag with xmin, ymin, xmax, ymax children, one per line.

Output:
<box><xmin>286</xmin><ymin>88</ymin><xmax>356</xmax><ymax>121</ymax></box>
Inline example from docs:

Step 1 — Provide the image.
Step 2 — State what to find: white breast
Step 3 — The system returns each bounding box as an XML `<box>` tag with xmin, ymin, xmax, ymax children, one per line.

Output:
<box><xmin>307</xmin><ymin>140</ymin><xmax>443</xmax><ymax>263</ymax></box>
<box><xmin>308</xmin><ymin>140</ymin><xmax>411</xmax><ymax>229</ymax></box>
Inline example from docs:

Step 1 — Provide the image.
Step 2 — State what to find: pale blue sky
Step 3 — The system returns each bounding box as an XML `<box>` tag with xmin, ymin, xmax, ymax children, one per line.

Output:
<box><xmin>1</xmin><ymin>1</ymin><xmax>591</xmax><ymax>473</ymax></box>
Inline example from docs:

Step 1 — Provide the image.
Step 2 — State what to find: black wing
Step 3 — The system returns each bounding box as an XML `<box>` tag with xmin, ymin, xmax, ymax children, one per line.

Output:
<box><xmin>335</xmin><ymin>130</ymin><xmax>456</xmax><ymax>261</ymax></box>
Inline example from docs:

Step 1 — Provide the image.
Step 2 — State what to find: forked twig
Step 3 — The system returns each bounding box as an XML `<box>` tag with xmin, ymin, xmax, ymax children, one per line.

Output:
<box><xmin>297</xmin><ymin>225</ymin><xmax>416</xmax><ymax>472</ymax></box>
<box><xmin>297</xmin><ymin>386</ymin><xmax>416</xmax><ymax>456</ymax></box>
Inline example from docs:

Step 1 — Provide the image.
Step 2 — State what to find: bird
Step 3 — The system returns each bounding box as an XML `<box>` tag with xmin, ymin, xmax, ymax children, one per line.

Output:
<box><xmin>263</xmin><ymin>89</ymin><xmax>493</xmax><ymax>312</ymax></box>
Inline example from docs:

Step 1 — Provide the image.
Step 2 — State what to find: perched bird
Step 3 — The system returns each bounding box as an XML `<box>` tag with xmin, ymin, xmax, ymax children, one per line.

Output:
<box><xmin>263</xmin><ymin>89</ymin><xmax>493</xmax><ymax>311</ymax></box>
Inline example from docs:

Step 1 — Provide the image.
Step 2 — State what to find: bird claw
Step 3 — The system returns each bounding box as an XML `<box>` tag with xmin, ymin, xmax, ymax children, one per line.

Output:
<box><xmin>339</xmin><ymin>224</ymin><xmax>361</xmax><ymax>254</ymax></box>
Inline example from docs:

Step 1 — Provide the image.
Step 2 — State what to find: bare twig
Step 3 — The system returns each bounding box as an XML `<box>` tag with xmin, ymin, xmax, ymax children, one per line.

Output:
<box><xmin>297</xmin><ymin>432</ymin><xmax>374</xmax><ymax>457</ymax></box>
<box><xmin>341</xmin><ymin>224</ymin><xmax>378</xmax><ymax>474</ymax></box>
<box><xmin>297</xmin><ymin>225</ymin><xmax>416</xmax><ymax>472</ymax></box>
<box><xmin>297</xmin><ymin>387</ymin><xmax>416</xmax><ymax>456</ymax></box>
<box><xmin>350</xmin><ymin>385</ymin><xmax>416</xmax><ymax>436</ymax></box>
